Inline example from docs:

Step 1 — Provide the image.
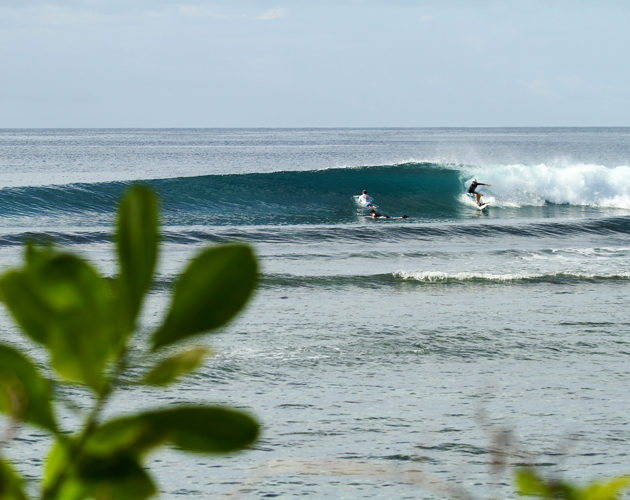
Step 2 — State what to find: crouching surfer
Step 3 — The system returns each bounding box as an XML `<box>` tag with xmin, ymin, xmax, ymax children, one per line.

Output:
<box><xmin>467</xmin><ymin>178</ymin><xmax>491</xmax><ymax>206</ymax></box>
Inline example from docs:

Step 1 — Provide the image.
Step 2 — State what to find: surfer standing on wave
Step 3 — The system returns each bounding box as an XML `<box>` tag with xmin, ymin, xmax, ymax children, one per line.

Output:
<box><xmin>467</xmin><ymin>178</ymin><xmax>491</xmax><ymax>206</ymax></box>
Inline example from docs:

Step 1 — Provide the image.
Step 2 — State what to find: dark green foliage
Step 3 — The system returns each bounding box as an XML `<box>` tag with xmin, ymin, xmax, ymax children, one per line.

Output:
<box><xmin>86</xmin><ymin>406</ymin><xmax>259</xmax><ymax>456</ymax></box>
<box><xmin>0</xmin><ymin>185</ymin><xmax>259</xmax><ymax>499</ymax></box>
<box><xmin>44</xmin><ymin>442</ymin><xmax>156</xmax><ymax>500</ymax></box>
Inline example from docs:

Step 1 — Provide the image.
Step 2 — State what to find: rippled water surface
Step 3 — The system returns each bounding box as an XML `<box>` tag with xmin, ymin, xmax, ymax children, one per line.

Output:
<box><xmin>1</xmin><ymin>128</ymin><xmax>629</xmax><ymax>498</ymax></box>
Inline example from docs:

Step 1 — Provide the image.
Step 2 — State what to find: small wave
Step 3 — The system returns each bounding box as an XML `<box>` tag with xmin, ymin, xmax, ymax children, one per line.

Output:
<box><xmin>393</xmin><ymin>270</ymin><xmax>630</xmax><ymax>284</ymax></box>
<box><xmin>0</xmin><ymin>230</ymin><xmax>112</xmax><ymax>248</ymax></box>
<box><xmin>2</xmin><ymin>216</ymin><xmax>630</xmax><ymax>251</ymax></box>
<box><xmin>259</xmin><ymin>271</ymin><xmax>630</xmax><ymax>289</ymax></box>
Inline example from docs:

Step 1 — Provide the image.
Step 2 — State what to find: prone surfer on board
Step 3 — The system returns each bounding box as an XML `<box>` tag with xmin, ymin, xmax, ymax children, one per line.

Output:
<box><xmin>358</xmin><ymin>189</ymin><xmax>373</xmax><ymax>206</ymax></box>
<box><xmin>370</xmin><ymin>209</ymin><xmax>408</xmax><ymax>219</ymax></box>
<box><xmin>467</xmin><ymin>178</ymin><xmax>491</xmax><ymax>206</ymax></box>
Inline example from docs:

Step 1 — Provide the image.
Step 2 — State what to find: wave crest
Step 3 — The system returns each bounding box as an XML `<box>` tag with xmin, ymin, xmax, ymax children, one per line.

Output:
<box><xmin>393</xmin><ymin>270</ymin><xmax>630</xmax><ymax>284</ymax></box>
<box><xmin>467</xmin><ymin>161</ymin><xmax>630</xmax><ymax>208</ymax></box>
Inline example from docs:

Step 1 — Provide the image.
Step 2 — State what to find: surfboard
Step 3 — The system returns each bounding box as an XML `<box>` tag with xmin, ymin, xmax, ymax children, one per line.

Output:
<box><xmin>477</xmin><ymin>203</ymin><xmax>490</xmax><ymax>210</ymax></box>
<box><xmin>363</xmin><ymin>215</ymin><xmax>409</xmax><ymax>219</ymax></box>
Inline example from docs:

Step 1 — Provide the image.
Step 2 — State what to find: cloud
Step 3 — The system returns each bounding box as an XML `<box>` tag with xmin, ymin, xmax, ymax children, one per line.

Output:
<box><xmin>527</xmin><ymin>78</ymin><xmax>553</xmax><ymax>97</ymax></box>
<box><xmin>527</xmin><ymin>75</ymin><xmax>583</xmax><ymax>98</ymax></box>
<box><xmin>0</xmin><ymin>4</ymin><xmax>121</xmax><ymax>29</ymax></box>
<box><xmin>177</xmin><ymin>5</ymin><xmax>236</xmax><ymax>19</ymax></box>
<box><xmin>257</xmin><ymin>7</ymin><xmax>286</xmax><ymax>21</ymax></box>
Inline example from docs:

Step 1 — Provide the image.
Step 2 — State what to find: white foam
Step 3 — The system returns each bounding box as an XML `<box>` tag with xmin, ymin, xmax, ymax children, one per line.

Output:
<box><xmin>394</xmin><ymin>270</ymin><xmax>630</xmax><ymax>282</ymax></box>
<box><xmin>394</xmin><ymin>270</ymin><xmax>535</xmax><ymax>282</ymax></box>
<box><xmin>463</xmin><ymin>161</ymin><xmax>630</xmax><ymax>209</ymax></box>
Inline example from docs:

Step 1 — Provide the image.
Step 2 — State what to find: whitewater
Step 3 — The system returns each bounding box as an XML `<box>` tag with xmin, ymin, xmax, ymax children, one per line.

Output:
<box><xmin>1</xmin><ymin>128</ymin><xmax>629</xmax><ymax>499</ymax></box>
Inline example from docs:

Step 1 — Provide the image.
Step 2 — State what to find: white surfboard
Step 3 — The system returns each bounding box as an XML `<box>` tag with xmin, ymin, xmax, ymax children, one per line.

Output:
<box><xmin>476</xmin><ymin>203</ymin><xmax>490</xmax><ymax>210</ymax></box>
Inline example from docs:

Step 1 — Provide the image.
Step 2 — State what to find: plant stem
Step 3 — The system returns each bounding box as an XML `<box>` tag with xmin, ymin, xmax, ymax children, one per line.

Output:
<box><xmin>41</xmin><ymin>352</ymin><xmax>129</xmax><ymax>500</ymax></box>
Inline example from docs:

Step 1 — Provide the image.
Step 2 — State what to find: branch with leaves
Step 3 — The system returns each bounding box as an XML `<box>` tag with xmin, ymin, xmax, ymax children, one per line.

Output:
<box><xmin>0</xmin><ymin>185</ymin><xmax>259</xmax><ymax>499</ymax></box>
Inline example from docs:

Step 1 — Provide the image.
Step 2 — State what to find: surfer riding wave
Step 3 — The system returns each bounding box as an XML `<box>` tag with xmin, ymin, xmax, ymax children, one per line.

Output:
<box><xmin>467</xmin><ymin>178</ymin><xmax>491</xmax><ymax>206</ymax></box>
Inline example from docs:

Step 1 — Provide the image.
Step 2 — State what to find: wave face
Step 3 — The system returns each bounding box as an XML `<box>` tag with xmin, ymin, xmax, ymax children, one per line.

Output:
<box><xmin>2</xmin><ymin>161</ymin><xmax>630</xmax><ymax>227</ymax></box>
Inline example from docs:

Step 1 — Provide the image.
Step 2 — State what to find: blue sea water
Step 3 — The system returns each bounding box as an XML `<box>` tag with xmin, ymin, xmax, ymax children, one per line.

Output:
<box><xmin>1</xmin><ymin>128</ymin><xmax>630</xmax><ymax>498</ymax></box>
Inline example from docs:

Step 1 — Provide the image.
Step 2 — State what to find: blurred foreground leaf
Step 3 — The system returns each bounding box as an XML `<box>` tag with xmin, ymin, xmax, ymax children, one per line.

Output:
<box><xmin>581</xmin><ymin>476</ymin><xmax>630</xmax><ymax>500</ymax></box>
<box><xmin>44</xmin><ymin>441</ymin><xmax>156</xmax><ymax>500</ymax></box>
<box><xmin>152</xmin><ymin>244</ymin><xmax>257</xmax><ymax>350</ymax></box>
<box><xmin>0</xmin><ymin>186</ymin><xmax>261</xmax><ymax>499</ymax></box>
<box><xmin>87</xmin><ymin>406</ymin><xmax>259</xmax><ymax>456</ymax></box>
<box><xmin>0</xmin><ymin>249</ymin><xmax>115</xmax><ymax>390</ymax></box>
<box><xmin>516</xmin><ymin>467</ymin><xmax>630</xmax><ymax>500</ymax></box>
<box><xmin>142</xmin><ymin>347</ymin><xmax>209</xmax><ymax>386</ymax></box>
<box><xmin>73</xmin><ymin>453</ymin><xmax>156</xmax><ymax>500</ymax></box>
<box><xmin>0</xmin><ymin>459</ymin><xmax>28</xmax><ymax>500</ymax></box>
<box><xmin>0</xmin><ymin>344</ymin><xmax>57</xmax><ymax>432</ymax></box>
<box><xmin>116</xmin><ymin>185</ymin><xmax>159</xmax><ymax>334</ymax></box>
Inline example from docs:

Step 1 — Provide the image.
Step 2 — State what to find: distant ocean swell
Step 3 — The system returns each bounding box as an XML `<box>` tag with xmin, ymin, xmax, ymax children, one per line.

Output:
<box><xmin>146</xmin><ymin>271</ymin><xmax>630</xmax><ymax>293</ymax></box>
<box><xmin>1</xmin><ymin>162</ymin><xmax>630</xmax><ymax>226</ymax></box>
<box><xmin>2</xmin><ymin>216</ymin><xmax>630</xmax><ymax>247</ymax></box>
<box><xmin>260</xmin><ymin>271</ymin><xmax>630</xmax><ymax>288</ymax></box>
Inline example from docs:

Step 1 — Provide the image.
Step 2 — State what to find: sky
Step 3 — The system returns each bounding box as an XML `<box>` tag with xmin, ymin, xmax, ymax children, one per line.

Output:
<box><xmin>1</xmin><ymin>0</ymin><xmax>629</xmax><ymax>127</ymax></box>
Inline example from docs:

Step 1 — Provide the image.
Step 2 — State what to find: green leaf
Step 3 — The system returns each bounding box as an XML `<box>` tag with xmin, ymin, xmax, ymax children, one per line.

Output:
<box><xmin>151</xmin><ymin>244</ymin><xmax>257</xmax><ymax>350</ymax></box>
<box><xmin>516</xmin><ymin>468</ymin><xmax>585</xmax><ymax>500</ymax></box>
<box><xmin>86</xmin><ymin>406</ymin><xmax>259</xmax><ymax>456</ymax></box>
<box><xmin>0</xmin><ymin>270</ymin><xmax>50</xmax><ymax>345</ymax></box>
<box><xmin>0</xmin><ymin>459</ymin><xmax>28</xmax><ymax>500</ymax></box>
<box><xmin>116</xmin><ymin>185</ymin><xmax>159</xmax><ymax>333</ymax></box>
<box><xmin>580</xmin><ymin>476</ymin><xmax>630</xmax><ymax>500</ymax></box>
<box><xmin>42</xmin><ymin>439</ymin><xmax>69</xmax><ymax>494</ymax></box>
<box><xmin>0</xmin><ymin>344</ymin><xmax>57</xmax><ymax>432</ymax></box>
<box><xmin>0</xmin><ymin>247</ymin><xmax>116</xmax><ymax>390</ymax></box>
<box><xmin>43</xmin><ymin>440</ymin><xmax>156</xmax><ymax>500</ymax></box>
<box><xmin>516</xmin><ymin>468</ymin><xmax>552</xmax><ymax>497</ymax></box>
<box><xmin>142</xmin><ymin>347</ymin><xmax>209</xmax><ymax>386</ymax></box>
<box><xmin>74</xmin><ymin>453</ymin><xmax>157</xmax><ymax>500</ymax></box>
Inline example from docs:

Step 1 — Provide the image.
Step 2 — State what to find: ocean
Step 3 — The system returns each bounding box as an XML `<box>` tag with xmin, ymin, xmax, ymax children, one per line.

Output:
<box><xmin>1</xmin><ymin>128</ymin><xmax>629</xmax><ymax>498</ymax></box>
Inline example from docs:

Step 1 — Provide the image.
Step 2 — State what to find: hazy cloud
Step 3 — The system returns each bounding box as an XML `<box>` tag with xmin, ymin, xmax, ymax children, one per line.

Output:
<box><xmin>177</xmin><ymin>4</ymin><xmax>239</xmax><ymax>19</ymax></box>
<box><xmin>257</xmin><ymin>7</ymin><xmax>286</xmax><ymax>21</ymax></box>
<box><xmin>527</xmin><ymin>78</ymin><xmax>553</xmax><ymax>98</ymax></box>
<box><xmin>1</xmin><ymin>1</ymin><xmax>628</xmax><ymax>126</ymax></box>
<box><xmin>527</xmin><ymin>75</ymin><xmax>583</xmax><ymax>98</ymax></box>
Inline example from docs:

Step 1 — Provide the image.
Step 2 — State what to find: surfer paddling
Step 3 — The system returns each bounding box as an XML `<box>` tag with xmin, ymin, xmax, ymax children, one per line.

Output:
<box><xmin>467</xmin><ymin>178</ymin><xmax>491</xmax><ymax>206</ymax></box>
<box><xmin>370</xmin><ymin>209</ymin><xmax>408</xmax><ymax>219</ymax></box>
